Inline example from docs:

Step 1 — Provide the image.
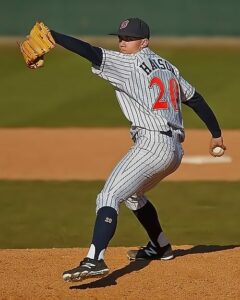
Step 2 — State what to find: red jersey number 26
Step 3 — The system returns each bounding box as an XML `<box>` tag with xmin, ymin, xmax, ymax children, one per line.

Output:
<box><xmin>149</xmin><ymin>77</ymin><xmax>180</xmax><ymax>111</ymax></box>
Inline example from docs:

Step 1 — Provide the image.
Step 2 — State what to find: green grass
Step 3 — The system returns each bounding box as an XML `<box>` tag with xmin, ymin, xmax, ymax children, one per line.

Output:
<box><xmin>0</xmin><ymin>45</ymin><xmax>239</xmax><ymax>128</ymax></box>
<box><xmin>0</xmin><ymin>180</ymin><xmax>239</xmax><ymax>248</ymax></box>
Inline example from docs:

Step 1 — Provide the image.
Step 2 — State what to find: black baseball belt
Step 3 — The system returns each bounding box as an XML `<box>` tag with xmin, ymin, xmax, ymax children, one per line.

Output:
<box><xmin>160</xmin><ymin>130</ymin><xmax>172</xmax><ymax>137</ymax></box>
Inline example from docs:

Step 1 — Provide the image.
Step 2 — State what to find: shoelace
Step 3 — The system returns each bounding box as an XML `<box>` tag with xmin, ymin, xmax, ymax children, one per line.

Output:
<box><xmin>80</xmin><ymin>261</ymin><xmax>96</xmax><ymax>269</ymax></box>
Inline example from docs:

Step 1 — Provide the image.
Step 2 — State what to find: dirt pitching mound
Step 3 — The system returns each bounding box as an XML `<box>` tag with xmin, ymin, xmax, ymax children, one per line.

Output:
<box><xmin>0</xmin><ymin>246</ymin><xmax>239</xmax><ymax>299</ymax></box>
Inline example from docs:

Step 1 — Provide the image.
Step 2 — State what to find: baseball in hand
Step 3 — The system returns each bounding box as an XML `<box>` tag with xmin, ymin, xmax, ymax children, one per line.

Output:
<box><xmin>213</xmin><ymin>146</ymin><xmax>225</xmax><ymax>156</ymax></box>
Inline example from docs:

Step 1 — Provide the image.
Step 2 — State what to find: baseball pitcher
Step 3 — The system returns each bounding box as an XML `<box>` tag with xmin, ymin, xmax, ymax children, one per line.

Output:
<box><xmin>19</xmin><ymin>18</ymin><xmax>226</xmax><ymax>282</ymax></box>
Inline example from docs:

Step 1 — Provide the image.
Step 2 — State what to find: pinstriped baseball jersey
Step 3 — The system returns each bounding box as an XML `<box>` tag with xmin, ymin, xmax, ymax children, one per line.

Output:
<box><xmin>91</xmin><ymin>46</ymin><xmax>190</xmax><ymax>213</ymax></box>
<box><xmin>92</xmin><ymin>47</ymin><xmax>195</xmax><ymax>135</ymax></box>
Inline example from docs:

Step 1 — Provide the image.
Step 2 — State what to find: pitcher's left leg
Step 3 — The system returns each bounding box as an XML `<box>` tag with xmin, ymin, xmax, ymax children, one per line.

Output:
<box><xmin>63</xmin><ymin>144</ymin><xmax>159</xmax><ymax>282</ymax></box>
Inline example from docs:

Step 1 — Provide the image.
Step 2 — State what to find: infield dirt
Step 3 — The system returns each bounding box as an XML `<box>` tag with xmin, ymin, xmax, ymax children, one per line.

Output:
<box><xmin>0</xmin><ymin>246</ymin><xmax>239</xmax><ymax>299</ymax></box>
<box><xmin>0</xmin><ymin>129</ymin><xmax>239</xmax><ymax>180</ymax></box>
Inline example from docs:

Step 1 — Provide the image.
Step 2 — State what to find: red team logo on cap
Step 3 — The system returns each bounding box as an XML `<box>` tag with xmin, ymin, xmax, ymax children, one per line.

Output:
<box><xmin>120</xmin><ymin>20</ymin><xmax>129</xmax><ymax>29</ymax></box>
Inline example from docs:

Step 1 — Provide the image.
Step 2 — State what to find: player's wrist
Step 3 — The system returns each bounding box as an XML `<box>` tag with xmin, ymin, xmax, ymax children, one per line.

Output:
<box><xmin>211</xmin><ymin>130</ymin><xmax>222</xmax><ymax>139</ymax></box>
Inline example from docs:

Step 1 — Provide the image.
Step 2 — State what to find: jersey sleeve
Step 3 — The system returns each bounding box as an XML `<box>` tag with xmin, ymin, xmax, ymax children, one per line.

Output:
<box><xmin>91</xmin><ymin>48</ymin><xmax>135</xmax><ymax>89</ymax></box>
<box><xmin>172</xmin><ymin>65</ymin><xmax>195</xmax><ymax>102</ymax></box>
<box><xmin>179</xmin><ymin>75</ymin><xmax>195</xmax><ymax>102</ymax></box>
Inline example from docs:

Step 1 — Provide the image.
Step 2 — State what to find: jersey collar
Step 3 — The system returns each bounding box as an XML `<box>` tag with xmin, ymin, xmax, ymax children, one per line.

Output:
<box><xmin>139</xmin><ymin>47</ymin><xmax>152</xmax><ymax>55</ymax></box>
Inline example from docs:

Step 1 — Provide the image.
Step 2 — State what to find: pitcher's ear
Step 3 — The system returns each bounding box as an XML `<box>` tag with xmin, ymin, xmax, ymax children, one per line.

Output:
<box><xmin>141</xmin><ymin>38</ymin><xmax>149</xmax><ymax>48</ymax></box>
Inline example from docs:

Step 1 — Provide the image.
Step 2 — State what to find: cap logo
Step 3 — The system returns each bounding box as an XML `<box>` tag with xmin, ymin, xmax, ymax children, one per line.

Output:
<box><xmin>120</xmin><ymin>20</ymin><xmax>129</xmax><ymax>29</ymax></box>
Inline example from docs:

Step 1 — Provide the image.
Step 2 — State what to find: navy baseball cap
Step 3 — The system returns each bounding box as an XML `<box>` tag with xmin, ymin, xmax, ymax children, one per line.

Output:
<box><xmin>109</xmin><ymin>18</ymin><xmax>150</xmax><ymax>39</ymax></box>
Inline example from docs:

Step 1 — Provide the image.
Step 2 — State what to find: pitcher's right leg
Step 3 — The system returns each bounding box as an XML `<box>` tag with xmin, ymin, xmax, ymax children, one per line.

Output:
<box><xmin>125</xmin><ymin>195</ymin><xmax>174</xmax><ymax>261</ymax></box>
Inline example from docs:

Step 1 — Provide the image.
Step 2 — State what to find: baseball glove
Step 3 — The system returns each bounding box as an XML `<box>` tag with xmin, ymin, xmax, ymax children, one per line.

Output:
<box><xmin>19</xmin><ymin>21</ymin><xmax>55</xmax><ymax>69</ymax></box>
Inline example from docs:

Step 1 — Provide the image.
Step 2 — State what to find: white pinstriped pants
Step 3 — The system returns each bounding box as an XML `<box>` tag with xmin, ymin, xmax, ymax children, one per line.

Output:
<box><xmin>96</xmin><ymin>127</ymin><xmax>183</xmax><ymax>213</ymax></box>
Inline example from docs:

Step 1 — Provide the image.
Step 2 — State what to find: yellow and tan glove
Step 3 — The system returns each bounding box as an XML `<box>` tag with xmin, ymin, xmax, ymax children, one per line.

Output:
<box><xmin>19</xmin><ymin>21</ymin><xmax>55</xmax><ymax>69</ymax></box>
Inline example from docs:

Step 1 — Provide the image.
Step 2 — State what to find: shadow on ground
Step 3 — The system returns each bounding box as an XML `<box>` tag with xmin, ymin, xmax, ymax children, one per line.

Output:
<box><xmin>174</xmin><ymin>244</ymin><xmax>239</xmax><ymax>257</ymax></box>
<box><xmin>70</xmin><ymin>260</ymin><xmax>150</xmax><ymax>290</ymax></box>
<box><xmin>70</xmin><ymin>245</ymin><xmax>239</xmax><ymax>290</ymax></box>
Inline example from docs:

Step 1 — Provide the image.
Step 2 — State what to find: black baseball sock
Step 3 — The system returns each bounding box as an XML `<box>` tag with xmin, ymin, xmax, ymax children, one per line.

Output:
<box><xmin>133</xmin><ymin>201</ymin><xmax>167</xmax><ymax>247</ymax></box>
<box><xmin>87</xmin><ymin>206</ymin><xmax>118</xmax><ymax>260</ymax></box>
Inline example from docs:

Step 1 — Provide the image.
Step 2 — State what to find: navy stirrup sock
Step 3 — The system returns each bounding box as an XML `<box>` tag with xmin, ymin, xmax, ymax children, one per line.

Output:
<box><xmin>133</xmin><ymin>201</ymin><xmax>162</xmax><ymax>246</ymax></box>
<box><xmin>90</xmin><ymin>206</ymin><xmax>118</xmax><ymax>260</ymax></box>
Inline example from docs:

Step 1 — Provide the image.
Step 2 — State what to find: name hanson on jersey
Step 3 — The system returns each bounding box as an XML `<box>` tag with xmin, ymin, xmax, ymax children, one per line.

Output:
<box><xmin>139</xmin><ymin>58</ymin><xmax>176</xmax><ymax>76</ymax></box>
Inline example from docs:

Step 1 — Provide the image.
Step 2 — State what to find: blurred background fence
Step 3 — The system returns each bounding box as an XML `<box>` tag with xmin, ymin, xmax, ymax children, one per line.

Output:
<box><xmin>0</xmin><ymin>0</ymin><xmax>240</xmax><ymax>36</ymax></box>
